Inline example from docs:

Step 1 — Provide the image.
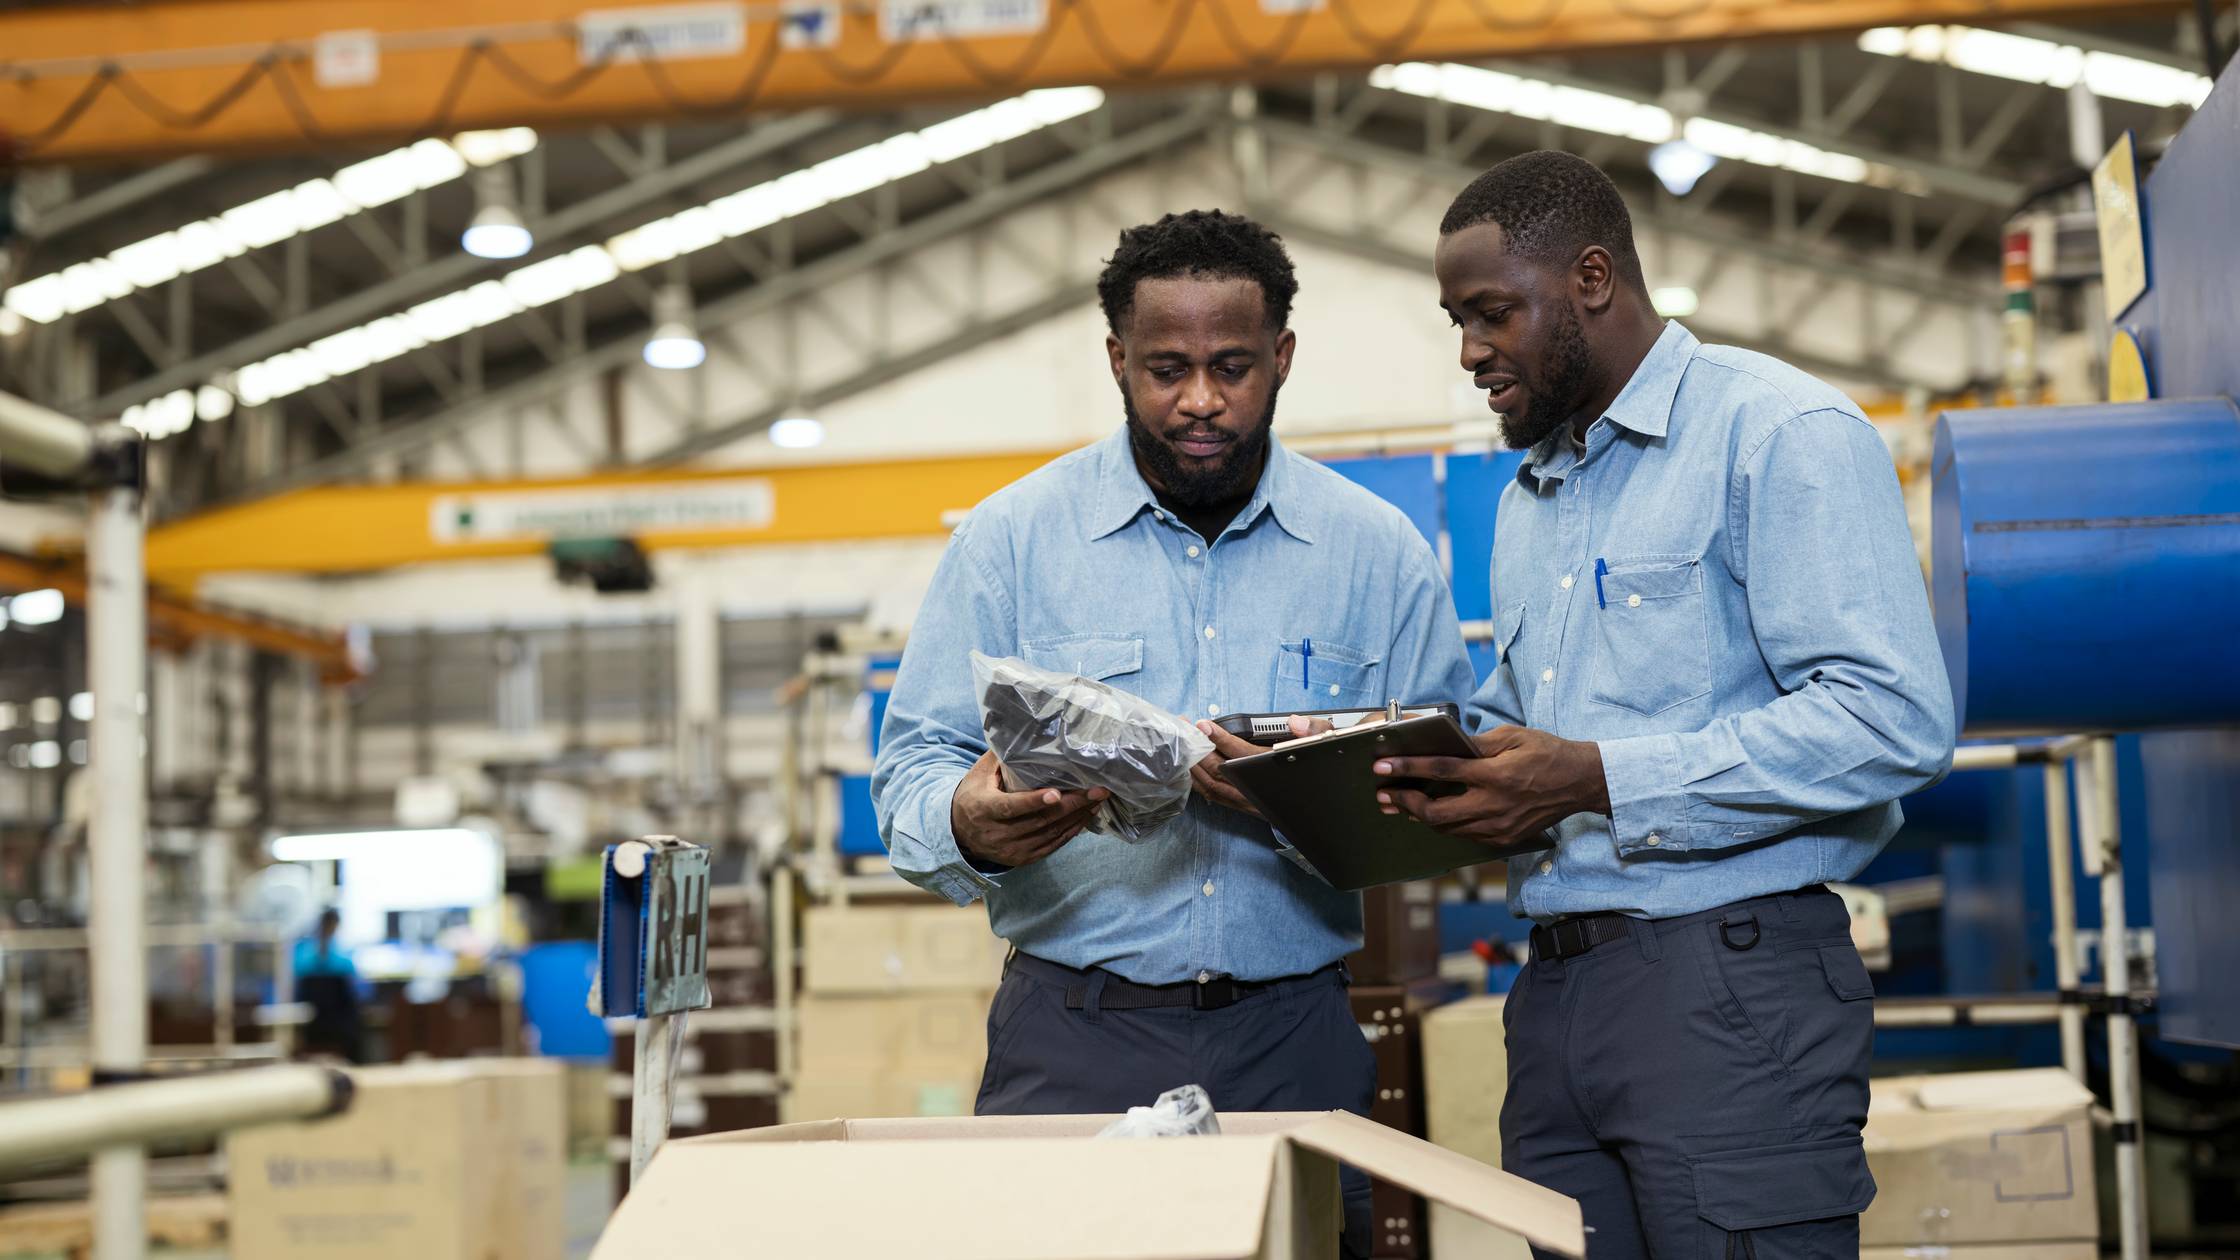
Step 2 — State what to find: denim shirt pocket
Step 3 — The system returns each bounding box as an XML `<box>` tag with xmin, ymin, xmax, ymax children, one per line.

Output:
<box><xmin>1587</xmin><ymin>555</ymin><xmax>1713</xmax><ymax>718</ymax></box>
<box><xmin>1276</xmin><ymin>638</ymin><xmax>1382</xmax><ymax>705</ymax></box>
<box><xmin>1020</xmin><ymin>632</ymin><xmax>1144</xmax><ymax>681</ymax></box>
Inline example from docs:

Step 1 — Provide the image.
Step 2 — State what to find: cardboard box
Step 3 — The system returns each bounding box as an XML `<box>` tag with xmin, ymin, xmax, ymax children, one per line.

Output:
<box><xmin>592</xmin><ymin>1111</ymin><xmax>1585</xmax><ymax>1259</ymax></box>
<box><xmin>786</xmin><ymin>990</ymin><xmax>992</xmax><ymax>1122</ymax></box>
<box><xmin>1862</xmin><ymin>1247</ymin><xmax>2095</xmax><ymax>1260</ymax></box>
<box><xmin>802</xmin><ymin>905</ymin><xmax>1005</xmax><ymax>994</ymax></box>
<box><xmin>1854</xmin><ymin>1237</ymin><xmax>2096</xmax><ymax>1246</ymax></box>
<box><xmin>1862</xmin><ymin>1069</ymin><xmax>2098</xmax><ymax>1247</ymax></box>
<box><xmin>1420</xmin><ymin>994</ymin><xmax>1531</xmax><ymax>1260</ymax></box>
<box><xmin>227</xmin><ymin>1059</ymin><xmax>565</xmax><ymax>1260</ymax></box>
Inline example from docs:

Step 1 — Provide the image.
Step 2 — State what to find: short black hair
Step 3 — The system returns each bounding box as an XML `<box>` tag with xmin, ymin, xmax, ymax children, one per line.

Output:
<box><xmin>1440</xmin><ymin>151</ymin><xmax>1648</xmax><ymax>293</ymax></box>
<box><xmin>1097</xmin><ymin>209</ymin><xmax>1298</xmax><ymax>335</ymax></box>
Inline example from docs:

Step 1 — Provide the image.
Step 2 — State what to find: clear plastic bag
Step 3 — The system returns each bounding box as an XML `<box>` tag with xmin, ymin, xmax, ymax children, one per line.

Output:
<box><xmin>1096</xmin><ymin>1085</ymin><xmax>1223</xmax><ymax>1139</ymax></box>
<box><xmin>972</xmin><ymin>651</ymin><xmax>1213</xmax><ymax>844</ymax></box>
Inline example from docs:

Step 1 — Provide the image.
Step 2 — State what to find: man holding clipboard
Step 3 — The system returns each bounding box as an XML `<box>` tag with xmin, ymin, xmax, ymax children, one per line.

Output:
<box><xmin>1375</xmin><ymin>151</ymin><xmax>1958</xmax><ymax>1259</ymax></box>
<box><xmin>871</xmin><ymin>210</ymin><xmax>1478</xmax><ymax>1256</ymax></box>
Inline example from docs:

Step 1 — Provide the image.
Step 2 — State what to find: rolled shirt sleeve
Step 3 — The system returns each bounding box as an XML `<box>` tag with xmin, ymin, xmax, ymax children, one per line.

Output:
<box><xmin>870</xmin><ymin>518</ymin><xmax>1012</xmax><ymax>905</ymax></box>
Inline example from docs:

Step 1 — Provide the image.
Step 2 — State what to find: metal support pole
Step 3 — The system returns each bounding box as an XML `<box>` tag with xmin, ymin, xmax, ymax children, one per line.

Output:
<box><xmin>2078</xmin><ymin>737</ymin><xmax>2149</xmax><ymax>1260</ymax></box>
<box><xmin>2042</xmin><ymin>759</ymin><xmax>2087</xmax><ymax>1082</ymax></box>
<box><xmin>0</xmin><ymin>1066</ymin><xmax>350</xmax><ymax>1176</ymax></box>
<box><xmin>88</xmin><ymin>478</ymin><xmax>148</xmax><ymax>1260</ymax></box>
<box><xmin>629</xmin><ymin>1010</ymin><xmax>676</xmax><ymax>1184</ymax></box>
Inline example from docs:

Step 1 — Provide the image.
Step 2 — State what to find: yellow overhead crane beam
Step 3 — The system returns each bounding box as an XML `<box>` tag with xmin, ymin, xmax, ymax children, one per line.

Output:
<box><xmin>141</xmin><ymin>448</ymin><xmax>1066</xmax><ymax>583</ymax></box>
<box><xmin>2</xmin><ymin>0</ymin><xmax>2185</xmax><ymax>165</ymax></box>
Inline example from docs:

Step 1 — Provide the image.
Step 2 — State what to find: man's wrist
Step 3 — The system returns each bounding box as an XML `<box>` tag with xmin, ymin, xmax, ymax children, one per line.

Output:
<box><xmin>1568</xmin><ymin>738</ymin><xmax>1612</xmax><ymax>816</ymax></box>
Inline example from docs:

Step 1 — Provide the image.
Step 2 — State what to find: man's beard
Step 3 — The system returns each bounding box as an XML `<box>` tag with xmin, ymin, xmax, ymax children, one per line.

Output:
<box><xmin>1123</xmin><ymin>383</ymin><xmax>1279</xmax><ymax>509</ymax></box>
<box><xmin>1498</xmin><ymin>304</ymin><xmax>1593</xmax><ymax>451</ymax></box>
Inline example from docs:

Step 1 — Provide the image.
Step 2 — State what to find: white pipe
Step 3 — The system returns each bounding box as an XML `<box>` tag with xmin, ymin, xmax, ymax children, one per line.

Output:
<box><xmin>2086</xmin><ymin>738</ymin><xmax>2149</xmax><ymax>1260</ymax></box>
<box><xmin>2042</xmin><ymin>761</ymin><xmax>2088</xmax><ymax>1082</ymax></box>
<box><xmin>1948</xmin><ymin>744</ymin><xmax>2023</xmax><ymax>771</ymax></box>
<box><xmin>0</xmin><ymin>391</ymin><xmax>96</xmax><ymax>480</ymax></box>
<box><xmin>87</xmin><ymin>481</ymin><xmax>148</xmax><ymax>1260</ymax></box>
<box><xmin>0</xmin><ymin>1066</ymin><xmax>348</xmax><ymax>1176</ymax></box>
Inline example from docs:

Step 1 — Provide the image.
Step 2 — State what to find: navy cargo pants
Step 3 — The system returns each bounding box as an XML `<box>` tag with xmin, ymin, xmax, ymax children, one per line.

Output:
<box><xmin>977</xmin><ymin>953</ymin><xmax>1377</xmax><ymax>1258</ymax></box>
<box><xmin>1502</xmin><ymin>887</ymin><xmax>1878</xmax><ymax>1259</ymax></box>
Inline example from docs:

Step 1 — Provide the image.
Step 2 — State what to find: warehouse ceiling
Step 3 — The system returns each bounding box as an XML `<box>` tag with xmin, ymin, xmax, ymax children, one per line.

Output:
<box><xmin>0</xmin><ymin>14</ymin><xmax>2227</xmax><ymax>521</ymax></box>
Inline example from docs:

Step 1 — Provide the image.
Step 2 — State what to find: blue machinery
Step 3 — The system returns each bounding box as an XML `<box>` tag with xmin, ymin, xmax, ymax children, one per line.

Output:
<box><xmin>1926</xmin><ymin>52</ymin><xmax>2240</xmax><ymax>1260</ymax></box>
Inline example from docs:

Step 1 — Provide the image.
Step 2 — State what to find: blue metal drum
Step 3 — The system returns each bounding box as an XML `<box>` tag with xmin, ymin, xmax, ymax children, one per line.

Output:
<box><xmin>1931</xmin><ymin>398</ymin><xmax>2240</xmax><ymax>734</ymax></box>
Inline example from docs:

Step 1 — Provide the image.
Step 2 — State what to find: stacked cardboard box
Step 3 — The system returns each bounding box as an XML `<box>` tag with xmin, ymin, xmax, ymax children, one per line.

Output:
<box><xmin>1421</xmin><ymin>993</ymin><xmax>1531</xmax><ymax>1260</ymax></box>
<box><xmin>786</xmin><ymin>903</ymin><xmax>1006</xmax><ymax>1122</ymax></box>
<box><xmin>1862</xmin><ymin>1068</ymin><xmax>2098</xmax><ymax>1256</ymax></box>
<box><xmin>227</xmin><ymin>1058</ymin><xmax>566</xmax><ymax>1260</ymax></box>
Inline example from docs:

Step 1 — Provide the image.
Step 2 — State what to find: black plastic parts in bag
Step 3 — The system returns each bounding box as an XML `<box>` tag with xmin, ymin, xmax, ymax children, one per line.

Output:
<box><xmin>972</xmin><ymin>650</ymin><xmax>1213</xmax><ymax>843</ymax></box>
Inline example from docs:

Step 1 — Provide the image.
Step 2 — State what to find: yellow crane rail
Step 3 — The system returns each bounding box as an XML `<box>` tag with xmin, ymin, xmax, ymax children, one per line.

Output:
<box><xmin>1</xmin><ymin>0</ymin><xmax>2183</xmax><ymax>164</ymax></box>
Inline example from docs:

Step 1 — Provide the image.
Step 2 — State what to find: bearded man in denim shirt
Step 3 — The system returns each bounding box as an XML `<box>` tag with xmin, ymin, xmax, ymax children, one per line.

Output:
<box><xmin>873</xmin><ymin>210</ymin><xmax>1479</xmax><ymax>1257</ymax></box>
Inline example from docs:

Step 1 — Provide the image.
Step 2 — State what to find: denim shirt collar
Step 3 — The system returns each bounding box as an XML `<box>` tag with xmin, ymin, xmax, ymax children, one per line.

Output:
<box><xmin>1086</xmin><ymin>427</ymin><xmax>1316</xmax><ymax>544</ymax></box>
<box><xmin>1518</xmin><ymin>321</ymin><xmax>1698</xmax><ymax>491</ymax></box>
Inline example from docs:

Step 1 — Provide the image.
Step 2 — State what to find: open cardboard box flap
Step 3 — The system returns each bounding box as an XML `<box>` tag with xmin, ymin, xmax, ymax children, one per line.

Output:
<box><xmin>592</xmin><ymin>1111</ymin><xmax>1583</xmax><ymax>1260</ymax></box>
<box><xmin>1866</xmin><ymin>1068</ymin><xmax>2095</xmax><ymax>1151</ymax></box>
<box><xmin>1282</xmin><ymin>1111</ymin><xmax>1582</xmax><ymax>1256</ymax></box>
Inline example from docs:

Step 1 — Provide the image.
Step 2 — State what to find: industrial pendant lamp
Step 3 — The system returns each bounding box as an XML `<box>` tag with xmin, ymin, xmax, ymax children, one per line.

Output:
<box><xmin>461</xmin><ymin>165</ymin><xmax>533</xmax><ymax>259</ymax></box>
<box><xmin>643</xmin><ymin>283</ymin><xmax>707</xmax><ymax>370</ymax></box>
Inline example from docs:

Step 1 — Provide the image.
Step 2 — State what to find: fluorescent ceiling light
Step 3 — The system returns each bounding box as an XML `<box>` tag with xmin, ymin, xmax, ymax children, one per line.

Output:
<box><xmin>1858</xmin><ymin>26</ymin><xmax>2211</xmax><ymax>110</ymax></box>
<box><xmin>3</xmin><ymin>129</ymin><xmax>538</xmax><ymax>328</ymax></box>
<box><xmin>30</xmin><ymin>696</ymin><xmax>60</xmax><ymax>725</ymax></box>
<box><xmin>9</xmin><ymin>588</ymin><xmax>66</xmax><ymax>627</ymax></box>
<box><xmin>28</xmin><ymin>741</ymin><xmax>61</xmax><ymax>770</ymax></box>
<box><xmin>270</xmin><ymin>826</ymin><xmax>487</xmax><ymax>862</ymax></box>
<box><xmin>68</xmin><ymin>692</ymin><xmax>93</xmax><ymax>722</ymax></box>
<box><xmin>1651</xmin><ymin>286</ymin><xmax>1700</xmax><ymax>318</ymax></box>
<box><xmin>769</xmin><ymin>415</ymin><xmax>826</xmax><ymax>448</ymax></box>
<box><xmin>1372</xmin><ymin>62</ymin><xmax>1903</xmax><ymax>190</ymax></box>
<box><xmin>220</xmin><ymin>88</ymin><xmax>1104</xmax><ymax>411</ymax></box>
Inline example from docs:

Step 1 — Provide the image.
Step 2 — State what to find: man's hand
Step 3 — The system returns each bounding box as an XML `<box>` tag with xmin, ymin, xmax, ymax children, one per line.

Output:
<box><xmin>950</xmin><ymin>751</ymin><xmax>1108</xmax><ymax>869</ymax></box>
<box><xmin>1373</xmin><ymin>725</ymin><xmax>1611</xmax><ymax>848</ymax></box>
<box><xmin>1191</xmin><ymin>716</ymin><xmax>1333</xmax><ymax>818</ymax></box>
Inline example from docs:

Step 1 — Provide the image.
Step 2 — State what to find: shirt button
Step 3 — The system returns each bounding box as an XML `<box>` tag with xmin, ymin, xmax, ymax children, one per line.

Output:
<box><xmin>1207</xmin><ymin>703</ymin><xmax>1221</xmax><ymax>716</ymax></box>
<box><xmin>1627</xmin><ymin>594</ymin><xmax>1642</xmax><ymax>608</ymax></box>
<box><xmin>1560</xmin><ymin>574</ymin><xmax>1573</xmax><ymax>590</ymax></box>
<box><xmin>1537</xmin><ymin>860</ymin><xmax>1553</xmax><ymax>876</ymax></box>
<box><xmin>1202</xmin><ymin>880</ymin><xmax>1215</xmax><ymax>896</ymax></box>
<box><xmin>1203</xmin><ymin>626</ymin><xmax>1217</xmax><ymax>640</ymax></box>
<box><xmin>1646</xmin><ymin>834</ymin><xmax>1662</xmax><ymax>847</ymax></box>
<box><xmin>1186</xmin><ymin>545</ymin><xmax>1201</xmax><ymax>558</ymax></box>
<box><xmin>1541</xmin><ymin>668</ymin><xmax>1554</xmax><ymax>683</ymax></box>
<box><xmin>1196</xmin><ymin>970</ymin><xmax>1211</xmax><ymax>984</ymax></box>
<box><xmin>1328</xmin><ymin>684</ymin><xmax>1340</xmax><ymax>697</ymax></box>
<box><xmin>1155</xmin><ymin>510</ymin><xmax>1167</xmax><ymax>521</ymax></box>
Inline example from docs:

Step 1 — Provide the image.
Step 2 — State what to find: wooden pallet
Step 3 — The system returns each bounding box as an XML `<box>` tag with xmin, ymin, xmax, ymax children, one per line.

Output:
<box><xmin>0</xmin><ymin>1193</ymin><xmax>224</xmax><ymax>1259</ymax></box>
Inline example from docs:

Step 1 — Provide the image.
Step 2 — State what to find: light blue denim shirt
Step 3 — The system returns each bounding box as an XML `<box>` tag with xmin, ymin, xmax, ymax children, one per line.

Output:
<box><xmin>874</xmin><ymin>428</ymin><xmax>1479</xmax><ymax>984</ymax></box>
<box><xmin>1471</xmin><ymin>322</ymin><xmax>1956</xmax><ymax>921</ymax></box>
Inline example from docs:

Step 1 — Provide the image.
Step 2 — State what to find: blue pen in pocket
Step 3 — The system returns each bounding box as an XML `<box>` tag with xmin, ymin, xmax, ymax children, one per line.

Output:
<box><xmin>1301</xmin><ymin>637</ymin><xmax>1313</xmax><ymax>692</ymax></box>
<box><xmin>1593</xmin><ymin>558</ymin><xmax>1609</xmax><ymax>609</ymax></box>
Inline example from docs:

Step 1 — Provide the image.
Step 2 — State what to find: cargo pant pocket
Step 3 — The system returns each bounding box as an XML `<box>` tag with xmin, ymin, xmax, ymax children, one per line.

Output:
<box><xmin>1691</xmin><ymin>1134</ymin><xmax>1874</xmax><ymax>1259</ymax></box>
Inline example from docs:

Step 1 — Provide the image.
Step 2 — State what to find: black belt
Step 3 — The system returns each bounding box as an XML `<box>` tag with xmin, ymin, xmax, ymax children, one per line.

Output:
<box><xmin>1009</xmin><ymin>952</ymin><xmax>1342</xmax><ymax>1012</ymax></box>
<box><xmin>1530</xmin><ymin>911</ymin><xmax>1638</xmax><ymax>962</ymax></box>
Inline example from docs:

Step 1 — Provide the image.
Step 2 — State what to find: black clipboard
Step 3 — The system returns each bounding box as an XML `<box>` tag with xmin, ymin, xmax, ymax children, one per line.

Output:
<box><xmin>1219</xmin><ymin>711</ymin><xmax>1522</xmax><ymax>891</ymax></box>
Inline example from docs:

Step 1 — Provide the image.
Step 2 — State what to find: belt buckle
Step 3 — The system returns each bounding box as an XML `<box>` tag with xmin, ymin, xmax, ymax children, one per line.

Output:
<box><xmin>1193</xmin><ymin>978</ymin><xmax>1239</xmax><ymax>1010</ymax></box>
<box><xmin>1551</xmin><ymin>918</ymin><xmax>1592</xmax><ymax>959</ymax></box>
